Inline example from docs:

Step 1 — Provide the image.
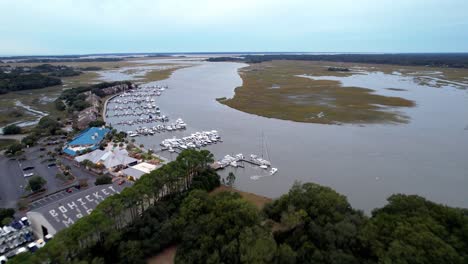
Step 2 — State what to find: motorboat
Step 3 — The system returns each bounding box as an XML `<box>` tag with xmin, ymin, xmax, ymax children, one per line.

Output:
<box><xmin>270</xmin><ymin>168</ymin><xmax>278</xmax><ymax>175</ymax></box>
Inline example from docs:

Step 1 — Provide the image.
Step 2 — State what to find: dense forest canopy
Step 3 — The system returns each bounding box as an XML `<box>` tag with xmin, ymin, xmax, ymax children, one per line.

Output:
<box><xmin>58</xmin><ymin>81</ymin><xmax>132</xmax><ymax>112</ymax></box>
<box><xmin>0</xmin><ymin>64</ymin><xmax>85</xmax><ymax>94</ymax></box>
<box><xmin>10</xmin><ymin>149</ymin><xmax>468</xmax><ymax>264</ymax></box>
<box><xmin>0</xmin><ymin>72</ymin><xmax>61</xmax><ymax>94</ymax></box>
<box><xmin>0</xmin><ymin>57</ymin><xmax>123</xmax><ymax>63</ymax></box>
<box><xmin>207</xmin><ymin>53</ymin><xmax>468</xmax><ymax>68</ymax></box>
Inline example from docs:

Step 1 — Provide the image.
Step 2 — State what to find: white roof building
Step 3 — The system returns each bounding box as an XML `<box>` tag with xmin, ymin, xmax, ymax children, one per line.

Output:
<box><xmin>121</xmin><ymin>162</ymin><xmax>159</xmax><ymax>181</ymax></box>
<box><xmin>75</xmin><ymin>149</ymin><xmax>138</xmax><ymax>169</ymax></box>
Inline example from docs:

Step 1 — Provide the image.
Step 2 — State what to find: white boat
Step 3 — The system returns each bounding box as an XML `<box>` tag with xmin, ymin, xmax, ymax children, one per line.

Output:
<box><xmin>270</xmin><ymin>168</ymin><xmax>278</xmax><ymax>175</ymax></box>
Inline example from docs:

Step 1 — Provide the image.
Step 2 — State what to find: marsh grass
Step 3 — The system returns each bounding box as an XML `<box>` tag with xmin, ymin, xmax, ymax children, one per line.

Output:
<box><xmin>221</xmin><ymin>60</ymin><xmax>419</xmax><ymax>124</ymax></box>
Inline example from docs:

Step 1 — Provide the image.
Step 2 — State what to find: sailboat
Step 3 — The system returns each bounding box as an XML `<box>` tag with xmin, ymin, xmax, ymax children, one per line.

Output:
<box><xmin>261</xmin><ymin>132</ymin><xmax>278</xmax><ymax>175</ymax></box>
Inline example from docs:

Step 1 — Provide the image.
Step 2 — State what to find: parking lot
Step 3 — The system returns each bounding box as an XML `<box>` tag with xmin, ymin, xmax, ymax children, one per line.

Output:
<box><xmin>29</xmin><ymin>187</ymin><xmax>80</xmax><ymax>210</ymax></box>
<box><xmin>0</xmin><ymin>136</ymin><xmax>98</xmax><ymax>210</ymax></box>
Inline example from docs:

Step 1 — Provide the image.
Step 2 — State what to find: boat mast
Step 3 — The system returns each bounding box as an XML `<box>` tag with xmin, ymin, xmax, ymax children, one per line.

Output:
<box><xmin>264</xmin><ymin>133</ymin><xmax>270</xmax><ymax>162</ymax></box>
<box><xmin>260</xmin><ymin>131</ymin><xmax>264</xmax><ymax>158</ymax></box>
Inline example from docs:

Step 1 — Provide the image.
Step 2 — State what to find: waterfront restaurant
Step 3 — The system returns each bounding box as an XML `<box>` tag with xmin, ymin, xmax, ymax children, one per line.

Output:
<box><xmin>63</xmin><ymin>127</ymin><xmax>110</xmax><ymax>157</ymax></box>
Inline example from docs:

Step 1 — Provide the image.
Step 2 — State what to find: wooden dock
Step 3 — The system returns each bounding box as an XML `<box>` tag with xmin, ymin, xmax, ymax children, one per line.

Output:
<box><xmin>210</xmin><ymin>158</ymin><xmax>260</xmax><ymax>170</ymax></box>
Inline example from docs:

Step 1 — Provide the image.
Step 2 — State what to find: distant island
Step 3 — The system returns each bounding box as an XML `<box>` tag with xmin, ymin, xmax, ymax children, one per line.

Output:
<box><xmin>207</xmin><ymin>53</ymin><xmax>468</xmax><ymax>68</ymax></box>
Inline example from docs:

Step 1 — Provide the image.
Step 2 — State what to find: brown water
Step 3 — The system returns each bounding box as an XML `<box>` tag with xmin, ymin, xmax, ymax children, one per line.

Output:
<box><xmin>105</xmin><ymin>59</ymin><xmax>468</xmax><ymax>212</ymax></box>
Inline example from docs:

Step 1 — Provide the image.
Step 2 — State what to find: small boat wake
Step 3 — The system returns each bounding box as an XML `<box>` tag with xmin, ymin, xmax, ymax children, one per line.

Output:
<box><xmin>249</xmin><ymin>167</ymin><xmax>279</xmax><ymax>181</ymax></box>
<box><xmin>250</xmin><ymin>175</ymin><xmax>262</xmax><ymax>181</ymax></box>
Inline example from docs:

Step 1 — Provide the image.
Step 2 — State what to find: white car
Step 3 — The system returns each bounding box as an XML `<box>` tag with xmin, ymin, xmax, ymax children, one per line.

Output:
<box><xmin>0</xmin><ymin>255</ymin><xmax>7</xmax><ymax>264</ymax></box>
<box><xmin>15</xmin><ymin>247</ymin><xmax>27</xmax><ymax>255</ymax></box>
<box><xmin>36</xmin><ymin>239</ymin><xmax>46</xmax><ymax>248</ymax></box>
<box><xmin>23</xmin><ymin>173</ymin><xmax>34</xmax><ymax>178</ymax></box>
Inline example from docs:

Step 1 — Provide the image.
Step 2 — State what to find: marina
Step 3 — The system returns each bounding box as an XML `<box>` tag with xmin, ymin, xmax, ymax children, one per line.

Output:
<box><xmin>161</xmin><ymin>130</ymin><xmax>221</xmax><ymax>152</ymax></box>
<box><xmin>104</xmin><ymin>58</ymin><xmax>468</xmax><ymax>213</ymax></box>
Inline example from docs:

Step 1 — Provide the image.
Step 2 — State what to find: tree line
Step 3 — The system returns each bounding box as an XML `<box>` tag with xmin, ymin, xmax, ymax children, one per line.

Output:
<box><xmin>57</xmin><ymin>81</ymin><xmax>132</xmax><ymax>113</ymax></box>
<box><xmin>207</xmin><ymin>53</ymin><xmax>468</xmax><ymax>68</ymax></box>
<box><xmin>0</xmin><ymin>63</ymin><xmax>84</xmax><ymax>94</ymax></box>
<box><xmin>10</xmin><ymin>149</ymin><xmax>468</xmax><ymax>264</ymax></box>
<box><xmin>10</xmin><ymin>149</ymin><xmax>219</xmax><ymax>264</ymax></box>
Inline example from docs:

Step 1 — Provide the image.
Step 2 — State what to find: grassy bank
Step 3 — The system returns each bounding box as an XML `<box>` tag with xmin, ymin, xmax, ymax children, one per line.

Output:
<box><xmin>220</xmin><ymin>60</ymin><xmax>420</xmax><ymax>124</ymax></box>
<box><xmin>0</xmin><ymin>138</ymin><xmax>18</xmax><ymax>150</ymax></box>
<box><xmin>210</xmin><ymin>185</ymin><xmax>272</xmax><ymax>209</ymax></box>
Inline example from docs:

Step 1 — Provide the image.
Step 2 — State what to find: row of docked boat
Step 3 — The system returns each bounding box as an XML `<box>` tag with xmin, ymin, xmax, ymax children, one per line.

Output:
<box><xmin>116</xmin><ymin>115</ymin><xmax>170</xmax><ymax>126</ymax></box>
<box><xmin>127</xmin><ymin>118</ymin><xmax>187</xmax><ymax>136</ymax></box>
<box><xmin>110</xmin><ymin>103</ymin><xmax>160</xmax><ymax>111</ymax></box>
<box><xmin>161</xmin><ymin>130</ymin><xmax>221</xmax><ymax>152</ymax></box>
<box><xmin>107</xmin><ymin>108</ymin><xmax>162</xmax><ymax>118</ymax></box>
<box><xmin>112</xmin><ymin>97</ymin><xmax>160</xmax><ymax>104</ymax></box>
<box><xmin>218</xmin><ymin>153</ymin><xmax>278</xmax><ymax>175</ymax></box>
<box><xmin>117</xmin><ymin>85</ymin><xmax>167</xmax><ymax>98</ymax></box>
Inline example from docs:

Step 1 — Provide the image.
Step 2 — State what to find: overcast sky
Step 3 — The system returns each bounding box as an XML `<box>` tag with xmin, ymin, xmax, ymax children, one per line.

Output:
<box><xmin>1</xmin><ymin>0</ymin><xmax>467</xmax><ymax>55</ymax></box>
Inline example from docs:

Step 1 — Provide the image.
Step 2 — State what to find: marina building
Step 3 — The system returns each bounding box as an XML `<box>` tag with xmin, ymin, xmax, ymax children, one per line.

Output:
<box><xmin>74</xmin><ymin>149</ymin><xmax>138</xmax><ymax>171</ymax></box>
<box><xmin>63</xmin><ymin>127</ymin><xmax>110</xmax><ymax>157</ymax></box>
<box><xmin>121</xmin><ymin>162</ymin><xmax>159</xmax><ymax>181</ymax></box>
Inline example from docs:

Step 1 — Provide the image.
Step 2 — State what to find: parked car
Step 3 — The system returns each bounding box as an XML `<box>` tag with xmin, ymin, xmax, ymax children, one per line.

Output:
<box><xmin>23</xmin><ymin>173</ymin><xmax>34</xmax><ymax>178</ymax></box>
<box><xmin>118</xmin><ymin>180</ymin><xmax>125</xmax><ymax>185</ymax></box>
<box><xmin>15</xmin><ymin>247</ymin><xmax>27</xmax><ymax>256</ymax></box>
<box><xmin>36</xmin><ymin>239</ymin><xmax>46</xmax><ymax>248</ymax></box>
<box><xmin>47</xmin><ymin>163</ymin><xmax>56</xmax><ymax>168</ymax></box>
<box><xmin>27</xmin><ymin>242</ymin><xmax>38</xmax><ymax>252</ymax></box>
<box><xmin>22</xmin><ymin>167</ymin><xmax>34</xmax><ymax>171</ymax></box>
<box><xmin>4</xmin><ymin>251</ymin><xmax>15</xmax><ymax>259</ymax></box>
<box><xmin>66</xmin><ymin>188</ymin><xmax>73</xmax><ymax>193</ymax></box>
<box><xmin>44</xmin><ymin>234</ymin><xmax>53</xmax><ymax>242</ymax></box>
<box><xmin>0</xmin><ymin>255</ymin><xmax>7</xmax><ymax>264</ymax></box>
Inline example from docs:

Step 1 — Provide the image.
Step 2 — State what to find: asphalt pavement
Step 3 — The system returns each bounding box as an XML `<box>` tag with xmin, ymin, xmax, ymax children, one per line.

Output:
<box><xmin>0</xmin><ymin>141</ymin><xmax>98</xmax><ymax>210</ymax></box>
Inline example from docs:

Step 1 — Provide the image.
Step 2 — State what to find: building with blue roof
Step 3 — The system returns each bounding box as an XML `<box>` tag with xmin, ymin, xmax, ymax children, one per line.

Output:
<box><xmin>63</xmin><ymin>127</ymin><xmax>110</xmax><ymax>157</ymax></box>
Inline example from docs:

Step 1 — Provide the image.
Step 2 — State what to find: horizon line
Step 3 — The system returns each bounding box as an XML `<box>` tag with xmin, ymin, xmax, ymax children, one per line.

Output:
<box><xmin>2</xmin><ymin>51</ymin><xmax>468</xmax><ymax>58</ymax></box>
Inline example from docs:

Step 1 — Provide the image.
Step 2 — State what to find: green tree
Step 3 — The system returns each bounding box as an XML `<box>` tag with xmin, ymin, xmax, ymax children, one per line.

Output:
<box><xmin>3</xmin><ymin>124</ymin><xmax>21</xmax><ymax>135</ymax></box>
<box><xmin>0</xmin><ymin>208</ymin><xmax>15</xmax><ymax>224</ymax></box>
<box><xmin>27</xmin><ymin>176</ymin><xmax>47</xmax><ymax>192</ymax></box>
<box><xmin>361</xmin><ymin>194</ymin><xmax>468</xmax><ymax>264</ymax></box>
<box><xmin>175</xmin><ymin>190</ymin><xmax>262</xmax><ymax>264</ymax></box>
<box><xmin>226</xmin><ymin>172</ymin><xmax>236</xmax><ymax>187</ymax></box>
<box><xmin>6</xmin><ymin>143</ymin><xmax>23</xmax><ymax>155</ymax></box>
<box><xmin>54</xmin><ymin>99</ymin><xmax>66</xmax><ymax>111</ymax></box>
<box><xmin>276</xmin><ymin>244</ymin><xmax>297</xmax><ymax>264</ymax></box>
<box><xmin>88</xmin><ymin>120</ymin><xmax>106</xmax><ymax>127</ymax></box>
<box><xmin>239</xmin><ymin>226</ymin><xmax>277</xmax><ymax>263</ymax></box>
<box><xmin>95</xmin><ymin>175</ymin><xmax>112</xmax><ymax>185</ymax></box>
